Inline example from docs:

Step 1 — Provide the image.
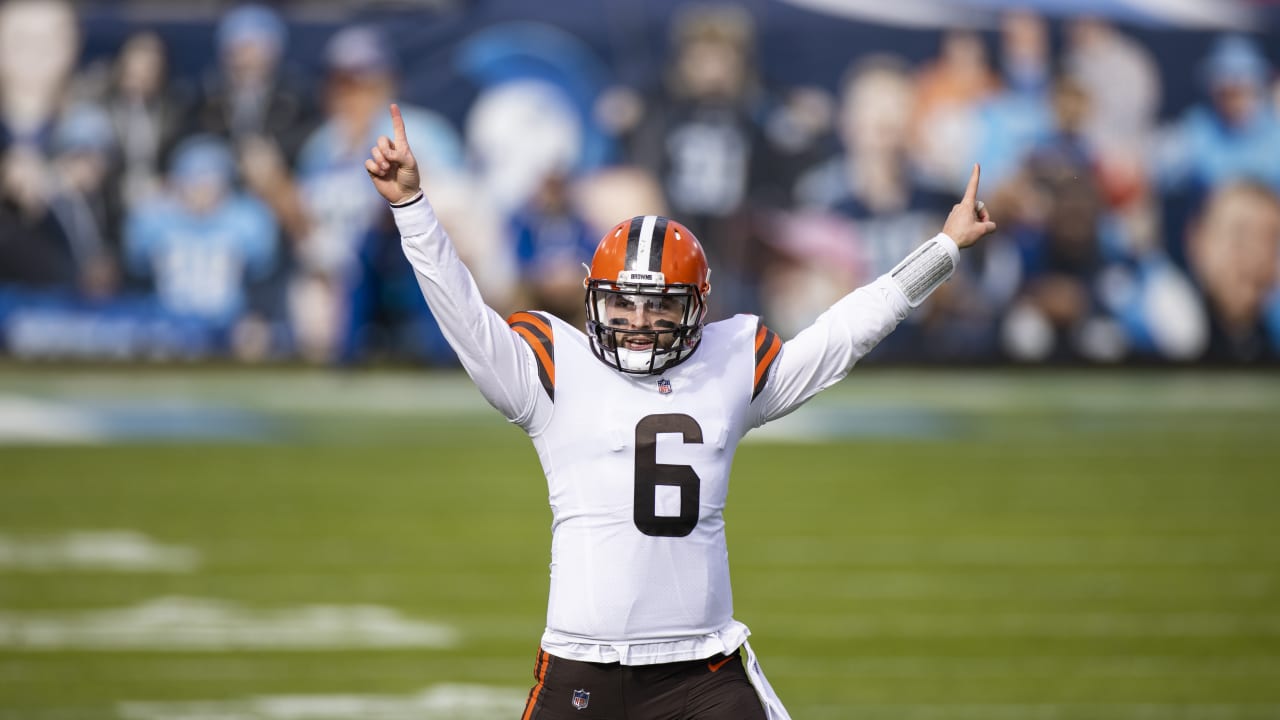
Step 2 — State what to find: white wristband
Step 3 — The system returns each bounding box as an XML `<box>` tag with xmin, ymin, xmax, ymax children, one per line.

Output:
<box><xmin>889</xmin><ymin>233</ymin><xmax>960</xmax><ymax>307</ymax></box>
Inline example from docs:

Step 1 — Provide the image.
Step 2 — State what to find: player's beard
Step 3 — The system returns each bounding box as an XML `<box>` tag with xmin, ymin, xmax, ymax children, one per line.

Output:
<box><xmin>610</xmin><ymin>329</ymin><xmax>676</xmax><ymax>372</ymax></box>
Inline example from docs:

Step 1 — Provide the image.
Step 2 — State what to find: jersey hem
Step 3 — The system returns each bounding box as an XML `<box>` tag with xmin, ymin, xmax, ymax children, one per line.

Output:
<box><xmin>539</xmin><ymin>621</ymin><xmax>751</xmax><ymax>665</ymax></box>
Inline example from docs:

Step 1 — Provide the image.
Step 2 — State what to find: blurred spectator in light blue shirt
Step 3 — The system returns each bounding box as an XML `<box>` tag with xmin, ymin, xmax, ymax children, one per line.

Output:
<box><xmin>1154</xmin><ymin>36</ymin><xmax>1280</xmax><ymax>196</ymax></box>
<box><xmin>292</xmin><ymin>25</ymin><xmax>463</xmax><ymax>276</ymax></box>
<box><xmin>125</xmin><ymin>135</ymin><xmax>277</xmax><ymax>327</ymax></box>
<box><xmin>253</xmin><ymin>24</ymin><xmax>463</xmax><ymax>362</ymax></box>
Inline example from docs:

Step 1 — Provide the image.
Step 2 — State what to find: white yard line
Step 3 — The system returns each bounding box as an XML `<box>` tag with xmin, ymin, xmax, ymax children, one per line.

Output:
<box><xmin>802</xmin><ymin>703</ymin><xmax>1280</xmax><ymax>720</ymax></box>
<box><xmin>117</xmin><ymin>684</ymin><xmax>527</xmax><ymax>720</ymax></box>
<box><xmin>0</xmin><ymin>597</ymin><xmax>458</xmax><ymax>650</ymax></box>
<box><xmin>748</xmin><ymin>569</ymin><xmax>1275</xmax><ymax>600</ymax></box>
<box><xmin>767</xmin><ymin>654</ymin><xmax>1280</xmax><ymax>677</ymax></box>
<box><xmin>742</xmin><ymin>535</ymin><xmax>1280</xmax><ymax>567</ymax></box>
<box><xmin>0</xmin><ymin>531</ymin><xmax>199</xmax><ymax>572</ymax></box>
<box><xmin>764</xmin><ymin>611</ymin><xmax>1280</xmax><ymax>639</ymax></box>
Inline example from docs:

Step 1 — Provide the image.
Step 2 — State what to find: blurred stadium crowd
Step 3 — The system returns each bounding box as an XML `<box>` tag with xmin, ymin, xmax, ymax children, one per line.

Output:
<box><xmin>0</xmin><ymin>0</ymin><xmax>1278</xmax><ymax>365</ymax></box>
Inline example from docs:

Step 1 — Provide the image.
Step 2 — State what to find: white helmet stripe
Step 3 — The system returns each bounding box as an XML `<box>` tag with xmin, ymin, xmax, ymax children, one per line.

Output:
<box><xmin>634</xmin><ymin>215</ymin><xmax>658</xmax><ymax>273</ymax></box>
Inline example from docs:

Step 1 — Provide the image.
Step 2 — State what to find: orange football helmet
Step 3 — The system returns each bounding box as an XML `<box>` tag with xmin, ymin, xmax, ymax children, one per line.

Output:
<box><xmin>584</xmin><ymin>215</ymin><xmax>711</xmax><ymax>374</ymax></box>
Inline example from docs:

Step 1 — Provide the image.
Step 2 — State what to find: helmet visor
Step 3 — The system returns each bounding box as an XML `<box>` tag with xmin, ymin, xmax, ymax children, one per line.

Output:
<box><xmin>594</xmin><ymin>289</ymin><xmax>693</xmax><ymax>348</ymax></box>
<box><xmin>584</xmin><ymin>282</ymin><xmax>706</xmax><ymax>374</ymax></box>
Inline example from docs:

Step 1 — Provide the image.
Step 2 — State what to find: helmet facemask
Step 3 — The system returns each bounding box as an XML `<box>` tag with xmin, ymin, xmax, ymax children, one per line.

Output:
<box><xmin>583</xmin><ymin>215</ymin><xmax>711</xmax><ymax>375</ymax></box>
<box><xmin>585</xmin><ymin>278</ymin><xmax>707</xmax><ymax>374</ymax></box>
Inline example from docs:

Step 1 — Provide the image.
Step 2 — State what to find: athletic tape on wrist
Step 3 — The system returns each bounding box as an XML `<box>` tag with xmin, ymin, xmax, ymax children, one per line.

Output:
<box><xmin>889</xmin><ymin>235</ymin><xmax>956</xmax><ymax>307</ymax></box>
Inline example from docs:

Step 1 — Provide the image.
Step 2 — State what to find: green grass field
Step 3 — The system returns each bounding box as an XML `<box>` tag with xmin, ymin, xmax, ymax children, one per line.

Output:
<box><xmin>2</xmin><ymin>368</ymin><xmax>1279</xmax><ymax>719</ymax></box>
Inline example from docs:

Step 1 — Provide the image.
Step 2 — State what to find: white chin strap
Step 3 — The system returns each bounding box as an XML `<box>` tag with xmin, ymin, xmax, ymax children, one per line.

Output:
<box><xmin>615</xmin><ymin>346</ymin><xmax>657</xmax><ymax>372</ymax></box>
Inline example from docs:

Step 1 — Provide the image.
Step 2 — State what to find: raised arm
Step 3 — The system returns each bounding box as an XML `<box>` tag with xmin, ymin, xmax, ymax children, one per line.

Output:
<box><xmin>365</xmin><ymin>104</ymin><xmax>424</xmax><ymax>206</ymax></box>
<box><xmin>750</xmin><ymin>164</ymin><xmax>997</xmax><ymax>426</ymax></box>
<box><xmin>366</xmin><ymin>104</ymin><xmax>546</xmax><ymax>427</ymax></box>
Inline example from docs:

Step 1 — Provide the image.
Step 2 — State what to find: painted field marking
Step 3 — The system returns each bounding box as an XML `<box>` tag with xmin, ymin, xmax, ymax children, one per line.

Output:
<box><xmin>0</xmin><ymin>531</ymin><xmax>199</xmax><ymax>572</ymax></box>
<box><xmin>801</xmin><ymin>703</ymin><xmax>1280</xmax><ymax>720</ymax></box>
<box><xmin>117</xmin><ymin>684</ymin><xmax>527</xmax><ymax>720</ymax></box>
<box><xmin>743</xmin><ymin>535</ymin><xmax>1280</xmax><ymax>567</ymax></box>
<box><xmin>765</xmin><ymin>611</ymin><xmax>1280</xmax><ymax>639</ymax></box>
<box><xmin>0</xmin><ymin>597</ymin><xmax>458</xmax><ymax>650</ymax></box>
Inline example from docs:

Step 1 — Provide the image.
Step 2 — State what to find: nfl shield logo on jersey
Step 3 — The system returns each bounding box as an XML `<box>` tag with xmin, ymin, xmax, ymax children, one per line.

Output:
<box><xmin>657</xmin><ymin>378</ymin><xmax>673</xmax><ymax>394</ymax></box>
<box><xmin>572</xmin><ymin>689</ymin><xmax>590</xmax><ymax>710</ymax></box>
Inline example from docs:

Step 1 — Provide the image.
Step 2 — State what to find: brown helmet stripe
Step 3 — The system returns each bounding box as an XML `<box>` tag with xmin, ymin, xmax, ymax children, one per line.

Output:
<box><xmin>624</xmin><ymin>216</ymin><xmax>644</xmax><ymax>271</ymax></box>
<box><xmin>648</xmin><ymin>216</ymin><xmax>668</xmax><ymax>273</ymax></box>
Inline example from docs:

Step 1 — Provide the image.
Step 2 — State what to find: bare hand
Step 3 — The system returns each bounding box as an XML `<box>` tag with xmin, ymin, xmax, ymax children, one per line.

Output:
<box><xmin>942</xmin><ymin>163</ymin><xmax>998</xmax><ymax>249</ymax></box>
<box><xmin>365</xmin><ymin>104</ymin><xmax>421</xmax><ymax>205</ymax></box>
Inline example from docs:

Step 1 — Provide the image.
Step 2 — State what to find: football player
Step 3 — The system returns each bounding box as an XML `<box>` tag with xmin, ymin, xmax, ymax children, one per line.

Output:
<box><xmin>366</xmin><ymin>104</ymin><xmax>996</xmax><ymax>720</ymax></box>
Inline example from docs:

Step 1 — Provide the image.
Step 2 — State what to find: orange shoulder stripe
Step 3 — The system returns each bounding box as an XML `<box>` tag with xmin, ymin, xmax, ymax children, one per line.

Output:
<box><xmin>752</xmin><ymin>321</ymin><xmax>781</xmax><ymax>400</ymax></box>
<box><xmin>509</xmin><ymin>311</ymin><xmax>553</xmax><ymax>338</ymax></box>
<box><xmin>507</xmin><ymin>311</ymin><xmax>555</xmax><ymax>401</ymax></box>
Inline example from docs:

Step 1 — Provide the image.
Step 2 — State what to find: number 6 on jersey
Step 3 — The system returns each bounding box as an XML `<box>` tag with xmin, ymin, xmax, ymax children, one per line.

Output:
<box><xmin>633</xmin><ymin>414</ymin><xmax>704</xmax><ymax>537</ymax></box>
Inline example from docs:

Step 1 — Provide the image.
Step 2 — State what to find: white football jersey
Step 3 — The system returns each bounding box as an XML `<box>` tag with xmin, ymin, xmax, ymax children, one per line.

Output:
<box><xmin>391</xmin><ymin>196</ymin><xmax>950</xmax><ymax>666</ymax></box>
<box><xmin>513</xmin><ymin>309</ymin><xmax>772</xmax><ymax>664</ymax></box>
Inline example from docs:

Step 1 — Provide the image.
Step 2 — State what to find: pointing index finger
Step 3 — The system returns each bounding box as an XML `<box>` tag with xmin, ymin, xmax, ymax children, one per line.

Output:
<box><xmin>390</xmin><ymin>103</ymin><xmax>408</xmax><ymax>148</ymax></box>
<box><xmin>963</xmin><ymin>163</ymin><xmax>981</xmax><ymax>204</ymax></box>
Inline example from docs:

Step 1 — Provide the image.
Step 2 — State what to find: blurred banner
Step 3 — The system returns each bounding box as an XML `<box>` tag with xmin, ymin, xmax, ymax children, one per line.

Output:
<box><xmin>1</xmin><ymin>0</ymin><xmax>1278</xmax><ymax>365</ymax></box>
<box><xmin>785</xmin><ymin>0</ymin><xmax>1263</xmax><ymax>30</ymax></box>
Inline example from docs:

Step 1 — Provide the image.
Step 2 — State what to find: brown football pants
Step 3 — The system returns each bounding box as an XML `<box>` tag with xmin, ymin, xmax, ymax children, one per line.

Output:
<box><xmin>520</xmin><ymin>647</ymin><xmax>768</xmax><ymax>720</ymax></box>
